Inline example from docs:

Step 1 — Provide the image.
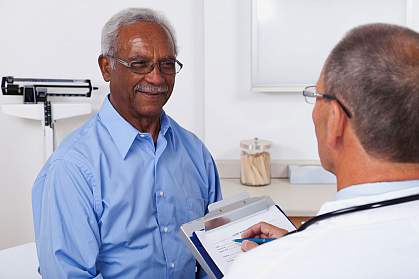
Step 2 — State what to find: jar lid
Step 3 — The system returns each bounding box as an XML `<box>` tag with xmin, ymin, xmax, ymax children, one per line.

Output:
<box><xmin>240</xmin><ymin>137</ymin><xmax>271</xmax><ymax>151</ymax></box>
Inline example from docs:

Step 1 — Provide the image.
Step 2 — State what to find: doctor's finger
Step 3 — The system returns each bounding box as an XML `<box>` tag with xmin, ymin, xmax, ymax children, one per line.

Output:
<box><xmin>241</xmin><ymin>240</ymin><xmax>258</xmax><ymax>252</ymax></box>
<box><xmin>241</xmin><ymin>222</ymin><xmax>288</xmax><ymax>238</ymax></box>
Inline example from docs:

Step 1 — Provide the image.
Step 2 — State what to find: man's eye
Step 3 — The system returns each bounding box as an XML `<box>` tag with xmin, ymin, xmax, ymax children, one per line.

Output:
<box><xmin>160</xmin><ymin>61</ymin><xmax>176</xmax><ymax>69</ymax></box>
<box><xmin>130</xmin><ymin>61</ymin><xmax>149</xmax><ymax>68</ymax></box>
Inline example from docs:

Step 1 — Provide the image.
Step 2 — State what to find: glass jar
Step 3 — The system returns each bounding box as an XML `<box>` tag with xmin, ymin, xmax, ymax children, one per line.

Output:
<box><xmin>240</xmin><ymin>137</ymin><xmax>272</xmax><ymax>186</ymax></box>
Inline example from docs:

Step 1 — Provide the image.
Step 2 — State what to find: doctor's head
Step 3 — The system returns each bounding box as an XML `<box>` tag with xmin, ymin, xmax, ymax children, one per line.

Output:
<box><xmin>311</xmin><ymin>23</ymin><xmax>419</xmax><ymax>181</ymax></box>
<box><xmin>98</xmin><ymin>8</ymin><xmax>182</xmax><ymax>124</ymax></box>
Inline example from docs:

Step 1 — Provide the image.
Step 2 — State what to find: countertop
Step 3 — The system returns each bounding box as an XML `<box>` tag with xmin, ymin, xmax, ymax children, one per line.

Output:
<box><xmin>220</xmin><ymin>178</ymin><xmax>336</xmax><ymax>216</ymax></box>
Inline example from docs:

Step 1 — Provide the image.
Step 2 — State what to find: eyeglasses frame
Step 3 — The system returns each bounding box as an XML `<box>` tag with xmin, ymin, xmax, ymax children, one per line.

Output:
<box><xmin>108</xmin><ymin>56</ymin><xmax>183</xmax><ymax>75</ymax></box>
<box><xmin>303</xmin><ymin>86</ymin><xmax>352</xmax><ymax>118</ymax></box>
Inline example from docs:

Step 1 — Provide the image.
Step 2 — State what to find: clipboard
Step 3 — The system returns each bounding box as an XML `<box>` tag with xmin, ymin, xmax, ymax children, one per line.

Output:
<box><xmin>179</xmin><ymin>194</ymin><xmax>296</xmax><ymax>279</ymax></box>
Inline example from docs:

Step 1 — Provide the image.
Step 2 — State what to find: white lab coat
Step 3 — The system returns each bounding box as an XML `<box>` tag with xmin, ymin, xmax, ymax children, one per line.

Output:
<box><xmin>226</xmin><ymin>186</ymin><xmax>419</xmax><ymax>279</ymax></box>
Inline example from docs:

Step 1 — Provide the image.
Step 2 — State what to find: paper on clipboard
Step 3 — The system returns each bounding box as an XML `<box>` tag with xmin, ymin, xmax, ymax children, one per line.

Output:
<box><xmin>180</xmin><ymin>195</ymin><xmax>296</xmax><ymax>279</ymax></box>
<box><xmin>194</xmin><ymin>205</ymin><xmax>295</xmax><ymax>275</ymax></box>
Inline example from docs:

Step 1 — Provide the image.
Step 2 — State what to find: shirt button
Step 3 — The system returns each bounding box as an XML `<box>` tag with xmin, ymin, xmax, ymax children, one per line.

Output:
<box><xmin>139</xmin><ymin>134</ymin><xmax>145</xmax><ymax>138</ymax></box>
<box><xmin>159</xmin><ymin>191</ymin><xmax>164</xmax><ymax>197</ymax></box>
<box><xmin>163</xmin><ymin>227</ymin><xmax>169</xmax><ymax>233</ymax></box>
<box><xmin>170</xmin><ymin>262</ymin><xmax>175</xmax><ymax>268</ymax></box>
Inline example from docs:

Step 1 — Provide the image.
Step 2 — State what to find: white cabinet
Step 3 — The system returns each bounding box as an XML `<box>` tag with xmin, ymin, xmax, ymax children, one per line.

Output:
<box><xmin>251</xmin><ymin>0</ymin><xmax>419</xmax><ymax>92</ymax></box>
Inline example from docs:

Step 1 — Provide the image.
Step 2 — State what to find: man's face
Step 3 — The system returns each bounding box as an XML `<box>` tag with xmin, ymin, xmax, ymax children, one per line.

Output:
<box><xmin>101</xmin><ymin>21</ymin><xmax>176</xmax><ymax>122</ymax></box>
<box><xmin>312</xmin><ymin>72</ymin><xmax>334</xmax><ymax>172</ymax></box>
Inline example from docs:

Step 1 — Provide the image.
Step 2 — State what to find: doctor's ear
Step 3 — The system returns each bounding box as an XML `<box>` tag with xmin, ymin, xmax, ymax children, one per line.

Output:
<box><xmin>326</xmin><ymin>101</ymin><xmax>346</xmax><ymax>149</ymax></box>
<box><xmin>98</xmin><ymin>55</ymin><xmax>112</xmax><ymax>82</ymax></box>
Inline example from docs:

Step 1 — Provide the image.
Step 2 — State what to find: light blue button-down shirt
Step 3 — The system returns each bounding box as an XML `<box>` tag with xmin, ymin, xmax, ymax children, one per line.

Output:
<box><xmin>32</xmin><ymin>95</ymin><xmax>221</xmax><ymax>279</ymax></box>
<box><xmin>336</xmin><ymin>180</ymin><xmax>419</xmax><ymax>200</ymax></box>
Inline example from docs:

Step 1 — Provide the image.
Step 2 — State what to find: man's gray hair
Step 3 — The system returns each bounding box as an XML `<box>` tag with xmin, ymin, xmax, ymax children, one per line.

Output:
<box><xmin>101</xmin><ymin>8</ymin><xmax>178</xmax><ymax>58</ymax></box>
<box><xmin>323</xmin><ymin>23</ymin><xmax>419</xmax><ymax>163</ymax></box>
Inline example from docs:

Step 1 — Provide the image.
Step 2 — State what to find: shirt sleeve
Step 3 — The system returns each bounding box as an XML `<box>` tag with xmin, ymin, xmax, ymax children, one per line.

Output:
<box><xmin>205</xmin><ymin>151</ymin><xmax>222</xmax><ymax>210</ymax></box>
<box><xmin>197</xmin><ymin>264</ymin><xmax>210</xmax><ymax>279</ymax></box>
<box><xmin>32</xmin><ymin>159</ymin><xmax>102</xmax><ymax>279</ymax></box>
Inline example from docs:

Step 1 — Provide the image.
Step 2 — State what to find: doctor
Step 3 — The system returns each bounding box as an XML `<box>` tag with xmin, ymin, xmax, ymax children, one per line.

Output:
<box><xmin>226</xmin><ymin>23</ymin><xmax>419</xmax><ymax>278</ymax></box>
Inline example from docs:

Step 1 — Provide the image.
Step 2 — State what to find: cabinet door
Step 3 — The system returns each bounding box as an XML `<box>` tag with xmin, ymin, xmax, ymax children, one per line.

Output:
<box><xmin>251</xmin><ymin>0</ymin><xmax>417</xmax><ymax>92</ymax></box>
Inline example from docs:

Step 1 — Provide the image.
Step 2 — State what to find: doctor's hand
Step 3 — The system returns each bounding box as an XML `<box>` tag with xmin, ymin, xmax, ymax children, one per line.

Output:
<box><xmin>240</xmin><ymin>222</ymin><xmax>288</xmax><ymax>252</ymax></box>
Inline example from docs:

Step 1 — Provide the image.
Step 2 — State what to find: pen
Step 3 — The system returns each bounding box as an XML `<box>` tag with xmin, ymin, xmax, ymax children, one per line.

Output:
<box><xmin>233</xmin><ymin>238</ymin><xmax>276</xmax><ymax>244</ymax></box>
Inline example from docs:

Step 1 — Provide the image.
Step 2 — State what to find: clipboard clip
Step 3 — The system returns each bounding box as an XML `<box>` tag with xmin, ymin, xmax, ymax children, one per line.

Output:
<box><xmin>203</xmin><ymin>194</ymin><xmax>275</xmax><ymax>231</ymax></box>
<box><xmin>208</xmin><ymin>192</ymin><xmax>250</xmax><ymax>212</ymax></box>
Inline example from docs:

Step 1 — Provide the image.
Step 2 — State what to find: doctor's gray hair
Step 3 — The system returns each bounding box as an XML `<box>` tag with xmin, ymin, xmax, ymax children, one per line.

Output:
<box><xmin>101</xmin><ymin>8</ymin><xmax>178</xmax><ymax>65</ymax></box>
<box><xmin>323</xmin><ymin>23</ymin><xmax>419</xmax><ymax>163</ymax></box>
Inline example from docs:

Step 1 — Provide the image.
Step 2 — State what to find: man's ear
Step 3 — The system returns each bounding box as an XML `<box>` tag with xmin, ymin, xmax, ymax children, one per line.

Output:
<box><xmin>325</xmin><ymin>101</ymin><xmax>346</xmax><ymax>149</ymax></box>
<box><xmin>98</xmin><ymin>55</ymin><xmax>112</xmax><ymax>82</ymax></box>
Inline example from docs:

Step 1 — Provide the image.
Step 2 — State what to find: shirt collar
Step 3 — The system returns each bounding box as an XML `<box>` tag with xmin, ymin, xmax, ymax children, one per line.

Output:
<box><xmin>98</xmin><ymin>95</ymin><xmax>174</xmax><ymax>159</ymax></box>
<box><xmin>319</xmin><ymin>182</ymin><xmax>419</xmax><ymax>215</ymax></box>
<box><xmin>159</xmin><ymin>110</ymin><xmax>174</xmax><ymax>146</ymax></box>
<box><xmin>336</xmin><ymin>180</ymin><xmax>419</xmax><ymax>200</ymax></box>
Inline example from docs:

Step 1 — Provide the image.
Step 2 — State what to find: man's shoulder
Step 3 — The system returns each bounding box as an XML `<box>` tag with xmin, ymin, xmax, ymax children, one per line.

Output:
<box><xmin>51</xmin><ymin>114</ymin><xmax>104</xmax><ymax>165</ymax></box>
<box><xmin>168</xmin><ymin>116</ymin><xmax>205</xmax><ymax>148</ymax></box>
<box><xmin>33</xmin><ymin>115</ymin><xmax>103</xmax><ymax>187</ymax></box>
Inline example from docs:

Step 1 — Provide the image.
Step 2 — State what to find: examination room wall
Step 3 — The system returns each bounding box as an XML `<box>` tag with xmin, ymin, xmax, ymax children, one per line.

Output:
<box><xmin>204</xmin><ymin>0</ymin><xmax>318</xmax><ymax>159</ymax></box>
<box><xmin>203</xmin><ymin>0</ymin><xmax>418</xmax><ymax>160</ymax></box>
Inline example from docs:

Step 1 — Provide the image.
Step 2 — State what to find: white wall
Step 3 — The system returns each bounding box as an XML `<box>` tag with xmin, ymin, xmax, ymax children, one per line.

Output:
<box><xmin>0</xmin><ymin>0</ymin><xmax>205</xmax><ymax>249</ymax></box>
<box><xmin>203</xmin><ymin>0</ymin><xmax>419</xmax><ymax>159</ymax></box>
<box><xmin>204</xmin><ymin>0</ymin><xmax>318</xmax><ymax>160</ymax></box>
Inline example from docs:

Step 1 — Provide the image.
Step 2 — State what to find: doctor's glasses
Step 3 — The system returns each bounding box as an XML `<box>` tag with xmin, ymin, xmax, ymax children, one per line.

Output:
<box><xmin>302</xmin><ymin>85</ymin><xmax>352</xmax><ymax>118</ymax></box>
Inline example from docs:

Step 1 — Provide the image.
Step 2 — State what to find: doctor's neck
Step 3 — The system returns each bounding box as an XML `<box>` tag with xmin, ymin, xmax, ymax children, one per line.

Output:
<box><xmin>331</xmin><ymin>136</ymin><xmax>419</xmax><ymax>191</ymax></box>
<box><xmin>335</xmin><ymin>159</ymin><xmax>419</xmax><ymax>191</ymax></box>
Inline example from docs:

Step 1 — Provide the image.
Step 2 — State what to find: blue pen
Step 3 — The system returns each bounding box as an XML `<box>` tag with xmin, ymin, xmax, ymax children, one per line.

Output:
<box><xmin>233</xmin><ymin>238</ymin><xmax>276</xmax><ymax>244</ymax></box>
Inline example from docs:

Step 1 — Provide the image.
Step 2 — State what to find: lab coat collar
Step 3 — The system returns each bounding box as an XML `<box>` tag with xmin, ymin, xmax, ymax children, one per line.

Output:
<box><xmin>318</xmin><ymin>183</ymin><xmax>419</xmax><ymax>215</ymax></box>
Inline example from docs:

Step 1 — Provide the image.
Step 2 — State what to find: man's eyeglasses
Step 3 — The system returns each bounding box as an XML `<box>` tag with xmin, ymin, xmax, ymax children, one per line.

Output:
<box><xmin>303</xmin><ymin>86</ymin><xmax>352</xmax><ymax>118</ymax></box>
<box><xmin>109</xmin><ymin>56</ymin><xmax>183</xmax><ymax>75</ymax></box>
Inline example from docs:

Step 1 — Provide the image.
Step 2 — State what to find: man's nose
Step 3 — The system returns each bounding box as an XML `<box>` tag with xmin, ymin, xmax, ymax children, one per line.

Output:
<box><xmin>145</xmin><ymin>64</ymin><xmax>165</xmax><ymax>85</ymax></box>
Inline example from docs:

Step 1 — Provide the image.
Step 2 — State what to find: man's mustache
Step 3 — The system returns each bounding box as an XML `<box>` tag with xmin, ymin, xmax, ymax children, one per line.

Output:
<box><xmin>135</xmin><ymin>83</ymin><xmax>168</xmax><ymax>94</ymax></box>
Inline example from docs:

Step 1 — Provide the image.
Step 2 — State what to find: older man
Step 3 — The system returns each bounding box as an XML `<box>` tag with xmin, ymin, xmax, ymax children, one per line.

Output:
<box><xmin>32</xmin><ymin>8</ymin><xmax>221</xmax><ymax>278</ymax></box>
<box><xmin>226</xmin><ymin>23</ymin><xmax>419</xmax><ymax>278</ymax></box>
